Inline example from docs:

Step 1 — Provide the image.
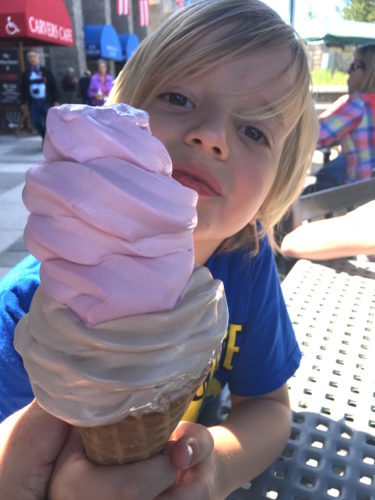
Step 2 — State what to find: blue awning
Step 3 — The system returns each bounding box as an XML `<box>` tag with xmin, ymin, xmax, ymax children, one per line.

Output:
<box><xmin>118</xmin><ymin>34</ymin><xmax>140</xmax><ymax>60</ymax></box>
<box><xmin>84</xmin><ymin>25</ymin><xmax>122</xmax><ymax>61</ymax></box>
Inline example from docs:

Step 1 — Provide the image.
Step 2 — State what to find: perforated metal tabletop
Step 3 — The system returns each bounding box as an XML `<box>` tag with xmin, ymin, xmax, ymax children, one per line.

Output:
<box><xmin>228</xmin><ymin>259</ymin><xmax>375</xmax><ymax>500</ymax></box>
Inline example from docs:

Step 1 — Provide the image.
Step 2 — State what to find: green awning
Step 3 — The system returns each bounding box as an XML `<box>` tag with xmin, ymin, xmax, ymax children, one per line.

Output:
<box><xmin>300</xmin><ymin>18</ymin><xmax>375</xmax><ymax>46</ymax></box>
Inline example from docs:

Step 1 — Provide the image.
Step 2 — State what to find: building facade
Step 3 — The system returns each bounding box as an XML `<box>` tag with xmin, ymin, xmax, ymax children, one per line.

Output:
<box><xmin>0</xmin><ymin>0</ymin><xmax>180</xmax><ymax>130</ymax></box>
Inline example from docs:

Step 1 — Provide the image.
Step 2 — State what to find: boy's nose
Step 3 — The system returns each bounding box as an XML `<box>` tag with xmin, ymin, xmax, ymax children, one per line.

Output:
<box><xmin>184</xmin><ymin>117</ymin><xmax>229</xmax><ymax>160</ymax></box>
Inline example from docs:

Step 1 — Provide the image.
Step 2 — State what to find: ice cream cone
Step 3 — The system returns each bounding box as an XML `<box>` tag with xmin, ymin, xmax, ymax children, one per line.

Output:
<box><xmin>14</xmin><ymin>105</ymin><xmax>229</xmax><ymax>468</ymax></box>
<box><xmin>79</xmin><ymin>384</ymin><xmax>198</xmax><ymax>465</ymax></box>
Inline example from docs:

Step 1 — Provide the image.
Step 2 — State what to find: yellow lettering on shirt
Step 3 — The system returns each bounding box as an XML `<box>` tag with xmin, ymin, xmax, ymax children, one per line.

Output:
<box><xmin>223</xmin><ymin>324</ymin><xmax>242</xmax><ymax>370</ymax></box>
<box><xmin>182</xmin><ymin>323</ymin><xmax>243</xmax><ymax>422</ymax></box>
<box><xmin>182</xmin><ymin>349</ymin><xmax>221</xmax><ymax>422</ymax></box>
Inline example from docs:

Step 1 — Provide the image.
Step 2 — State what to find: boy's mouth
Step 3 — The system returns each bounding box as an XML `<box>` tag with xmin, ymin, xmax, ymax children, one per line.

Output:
<box><xmin>172</xmin><ymin>162</ymin><xmax>223</xmax><ymax>197</ymax></box>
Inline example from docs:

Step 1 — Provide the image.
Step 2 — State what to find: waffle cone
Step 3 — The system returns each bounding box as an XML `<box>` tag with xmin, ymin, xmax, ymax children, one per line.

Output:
<box><xmin>79</xmin><ymin>385</ymin><xmax>197</xmax><ymax>465</ymax></box>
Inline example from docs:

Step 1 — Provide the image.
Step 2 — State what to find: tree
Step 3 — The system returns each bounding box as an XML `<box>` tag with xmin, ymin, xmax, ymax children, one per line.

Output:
<box><xmin>343</xmin><ymin>0</ymin><xmax>375</xmax><ymax>22</ymax></box>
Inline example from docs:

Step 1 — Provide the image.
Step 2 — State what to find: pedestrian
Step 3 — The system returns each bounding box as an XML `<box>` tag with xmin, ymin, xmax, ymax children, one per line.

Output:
<box><xmin>88</xmin><ymin>59</ymin><xmax>114</xmax><ymax>106</ymax></box>
<box><xmin>19</xmin><ymin>50</ymin><xmax>60</xmax><ymax>139</ymax></box>
<box><xmin>0</xmin><ymin>1</ymin><xmax>318</xmax><ymax>498</ymax></box>
<box><xmin>61</xmin><ymin>67</ymin><xmax>79</xmax><ymax>104</ymax></box>
<box><xmin>78</xmin><ymin>70</ymin><xmax>92</xmax><ymax>105</ymax></box>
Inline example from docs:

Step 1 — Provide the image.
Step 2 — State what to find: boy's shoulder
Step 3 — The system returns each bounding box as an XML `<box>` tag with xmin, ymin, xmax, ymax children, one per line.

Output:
<box><xmin>0</xmin><ymin>257</ymin><xmax>39</xmax><ymax>421</ymax></box>
<box><xmin>207</xmin><ymin>234</ymin><xmax>272</xmax><ymax>279</ymax></box>
<box><xmin>0</xmin><ymin>255</ymin><xmax>40</xmax><ymax>289</ymax></box>
<box><xmin>206</xmin><ymin>235</ymin><xmax>275</xmax><ymax>314</ymax></box>
<box><xmin>0</xmin><ymin>255</ymin><xmax>40</xmax><ymax>321</ymax></box>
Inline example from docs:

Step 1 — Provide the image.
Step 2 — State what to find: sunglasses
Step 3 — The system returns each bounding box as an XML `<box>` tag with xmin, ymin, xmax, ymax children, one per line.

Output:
<box><xmin>348</xmin><ymin>61</ymin><xmax>365</xmax><ymax>73</ymax></box>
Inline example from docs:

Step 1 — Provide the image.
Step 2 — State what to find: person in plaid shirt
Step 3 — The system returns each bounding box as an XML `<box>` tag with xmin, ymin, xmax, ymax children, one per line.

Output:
<box><xmin>309</xmin><ymin>44</ymin><xmax>375</xmax><ymax>192</ymax></box>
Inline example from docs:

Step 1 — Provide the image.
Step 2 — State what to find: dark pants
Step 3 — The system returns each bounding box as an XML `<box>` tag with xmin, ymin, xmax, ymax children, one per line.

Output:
<box><xmin>304</xmin><ymin>154</ymin><xmax>347</xmax><ymax>194</ymax></box>
<box><xmin>29</xmin><ymin>99</ymin><xmax>51</xmax><ymax>139</ymax></box>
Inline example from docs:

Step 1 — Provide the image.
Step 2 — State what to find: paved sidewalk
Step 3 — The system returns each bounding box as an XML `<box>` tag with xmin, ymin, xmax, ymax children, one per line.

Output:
<box><xmin>0</xmin><ymin>133</ymin><xmax>43</xmax><ymax>278</ymax></box>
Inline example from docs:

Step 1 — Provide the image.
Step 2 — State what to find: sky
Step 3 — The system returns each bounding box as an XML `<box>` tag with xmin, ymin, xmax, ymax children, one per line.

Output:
<box><xmin>262</xmin><ymin>0</ymin><xmax>346</xmax><ymax>35</ymax></box>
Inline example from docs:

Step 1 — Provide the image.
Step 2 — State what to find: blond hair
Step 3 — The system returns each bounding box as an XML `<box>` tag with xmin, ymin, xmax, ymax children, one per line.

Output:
<box><xmin>108</xmin><ymin>0</ymin><xmax>318</xmax><ymax>254</ymax></box>
<box><xmin>355</xmin><ymin>44</ymin><xmax>375</xmax><ymax>93</ymax></box>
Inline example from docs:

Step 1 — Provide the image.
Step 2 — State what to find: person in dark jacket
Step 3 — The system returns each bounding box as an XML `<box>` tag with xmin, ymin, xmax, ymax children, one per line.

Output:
<box><xmin>78</xmin><ymin>70</ymin><xmax>92</xmax><ymax>105</ymax></box>
<box><xmin>19</xmin><ymin>51</ymin><xmax>60</xmax><ymax>139</ymax></box>
<box><xmin>61</xmin><ymin>67</ymin><xmax>79</xmax><ymax>104</ymax></box>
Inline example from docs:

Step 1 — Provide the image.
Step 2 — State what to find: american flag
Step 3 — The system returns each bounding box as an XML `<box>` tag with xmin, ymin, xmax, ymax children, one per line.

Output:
<box><xmin>139</xmin><ymin>0</ymin><xmax>149</xmax><ymax>26</ymax></box>
<box><xmin>176</xmin><ymin>0</ymin><xmax>184</xmax><ymax>7</ymax></box>
<box><xmin>117</xmin><ymin>0</ymin><xmax>130</xmax><ymax>15</ymax></box>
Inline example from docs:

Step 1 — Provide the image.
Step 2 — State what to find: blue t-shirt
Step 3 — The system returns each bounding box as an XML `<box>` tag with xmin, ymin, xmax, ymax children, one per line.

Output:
<box><xmin>0</xmin><ymin>237</ymin><xmax>301</xmax><ymax>423</ymax></box>
<box><xmin>184</xmin><ymin>236</ymin><xmax>301</xmax><ymax>421</ymax></box>
<box><xmin>0</xmin><ymin>255</ymin><xmax>39</xmax><ymax>420</ymax></box>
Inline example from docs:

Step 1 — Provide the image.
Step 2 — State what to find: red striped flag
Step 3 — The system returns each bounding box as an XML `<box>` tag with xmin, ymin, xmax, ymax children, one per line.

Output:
<box><xmin>117</xmin><ymin>0</ymin><xmax>129</xmax><ymax>15</ymax></box>
<box><xmin>139</xmin><ymin>0</ymin><xmax>149</xmax><ymax>26</ymax></box>
<box><xmin>176</xmin><ymin>0</ymin><xmax>184</xmax><ymax>7</ymax></box>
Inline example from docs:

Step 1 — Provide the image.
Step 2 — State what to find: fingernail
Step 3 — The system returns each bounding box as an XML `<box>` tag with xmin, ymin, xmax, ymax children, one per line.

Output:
<box><xmin>179</xmin><ymin>442</ymin><xmax>193</xmax><ymax>469</ymax></box>
<box><xmin>186</xmin><ymin>443</ymin><xmax>193</xmax><ymax>464</ymax></box>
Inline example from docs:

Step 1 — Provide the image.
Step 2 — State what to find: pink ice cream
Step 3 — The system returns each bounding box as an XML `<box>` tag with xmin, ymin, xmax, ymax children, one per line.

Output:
<box><xmin>22</xmin><ymin>104</ymin><xmax>198</xmax><ymax>325</ymax></box>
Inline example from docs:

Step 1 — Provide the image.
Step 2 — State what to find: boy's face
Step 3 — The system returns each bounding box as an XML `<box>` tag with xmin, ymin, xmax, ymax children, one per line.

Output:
<box><xmin>146</xmin><ymin>43</ymin><xmax>295</xmax><ymax>259</ymax></box>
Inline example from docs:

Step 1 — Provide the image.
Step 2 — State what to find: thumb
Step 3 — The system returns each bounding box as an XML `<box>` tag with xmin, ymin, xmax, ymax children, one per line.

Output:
<box><xmin>168</xmin><ymin>421</ymin><xmax>214</xmax><ymax>471</ymax></box>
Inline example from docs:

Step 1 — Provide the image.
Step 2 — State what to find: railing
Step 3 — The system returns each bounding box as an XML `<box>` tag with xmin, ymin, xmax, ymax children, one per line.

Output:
<box><xmin>292</xmin><ymin>178</ymin><xmax>375</xmax><ymax>228</ymax></box>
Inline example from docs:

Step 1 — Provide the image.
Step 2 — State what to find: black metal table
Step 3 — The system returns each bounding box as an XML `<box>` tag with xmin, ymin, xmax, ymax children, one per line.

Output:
<box><xmin>228</xmin><ymin>258</ymin><xmax>375</xmax><ymax>500</ymax></box>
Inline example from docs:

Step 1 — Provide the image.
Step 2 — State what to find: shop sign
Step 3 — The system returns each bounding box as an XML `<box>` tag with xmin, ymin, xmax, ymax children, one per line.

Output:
<box><xmin>0</xmin><ymin>48</ymin><xmax>20</xmax><ymax>106</ymax></box>
<box><xmin>28</xmin><ymin>16</ymin><xmax>73</xmax><ymax>44</ymax></box>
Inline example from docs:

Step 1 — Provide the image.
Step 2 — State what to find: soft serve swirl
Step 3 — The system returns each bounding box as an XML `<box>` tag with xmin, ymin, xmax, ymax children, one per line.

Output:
<box><xmin>15</xmin><ymin>267</ymin><xmax>228</xmax><ymax>426</ymax></box>
<box><xmin>22</xmin><ymin>104</ymin><xmax>198</xmax><ymax>325</ymax></box>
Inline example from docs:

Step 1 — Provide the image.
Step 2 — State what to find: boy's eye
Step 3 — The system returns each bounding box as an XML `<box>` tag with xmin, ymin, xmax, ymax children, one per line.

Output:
<box><xmin>159</xmin><ymin>92</ymin><xmax>193</xmax><ymax>108</ymax></box>
<box><xmin>240</xmin><ymin>125</ymin><xmax>267</xmax><ymax>144</ymax></box>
